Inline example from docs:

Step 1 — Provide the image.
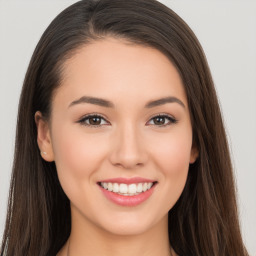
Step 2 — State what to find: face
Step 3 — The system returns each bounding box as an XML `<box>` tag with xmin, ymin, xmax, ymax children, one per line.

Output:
<box><xmin>36</xmin><ymin>38</ymin><xmax>197</xmax><ymax>236</ymax></box>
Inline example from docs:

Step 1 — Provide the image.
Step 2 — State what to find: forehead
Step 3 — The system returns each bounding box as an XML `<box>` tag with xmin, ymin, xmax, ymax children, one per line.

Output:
<box><xmin>54</xmin><ymin>38</ymin><xmax>187</xmax><ymax>109</ymax></box>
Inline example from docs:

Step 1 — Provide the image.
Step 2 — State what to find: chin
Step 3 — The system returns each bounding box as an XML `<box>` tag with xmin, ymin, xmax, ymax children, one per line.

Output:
<box><xmin>101</xmin><ymin>221</ymin><xmax>153</xmax><ymax>236</ymax></box>
<box><xmin>94</xmin><ymin>211</ymin><xmax>166</xmax><ymax>237</ymax></box>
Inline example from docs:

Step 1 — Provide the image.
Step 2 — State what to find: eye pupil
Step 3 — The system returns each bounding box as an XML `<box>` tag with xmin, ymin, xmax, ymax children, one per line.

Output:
<box><xmin>154</xmin><ymin>116</ymin><xmax>165</xmax><ymax>125</ymax></box>
<box><xmin>89</xmin><ymin>117</ymin><xmax>101</xmax><ymax>125</ymax></box>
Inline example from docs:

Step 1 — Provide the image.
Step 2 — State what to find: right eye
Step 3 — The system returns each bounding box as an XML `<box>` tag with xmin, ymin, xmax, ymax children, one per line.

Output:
<box><xmin>78</xmin><ymin>114</ymin><xmax>109</xmax><ymax>128</ymax></box>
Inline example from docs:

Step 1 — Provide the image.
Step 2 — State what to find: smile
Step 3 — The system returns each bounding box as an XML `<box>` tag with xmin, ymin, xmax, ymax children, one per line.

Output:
<box><xmin>99</xmin><ymin>182</ymin><xmax>154</xmax><ymax>196</ymax></box>
<box><xmin>97</xmin><ymin>178</ymin><xmax>157</xmax><ymax>206</ymax></box>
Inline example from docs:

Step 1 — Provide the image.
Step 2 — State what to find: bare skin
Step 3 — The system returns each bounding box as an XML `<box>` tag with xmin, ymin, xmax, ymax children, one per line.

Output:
<box><xmin>36</xmin><ymin>38</ymin><xmax>197</xmax><ymax>256</ymax></box>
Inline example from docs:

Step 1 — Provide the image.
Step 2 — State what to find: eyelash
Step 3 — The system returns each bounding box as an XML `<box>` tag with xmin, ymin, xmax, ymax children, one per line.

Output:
<box><xmin>77</xmin><ymin>113</ymin><xmax>178</xmax><ymax>128</ymax></box>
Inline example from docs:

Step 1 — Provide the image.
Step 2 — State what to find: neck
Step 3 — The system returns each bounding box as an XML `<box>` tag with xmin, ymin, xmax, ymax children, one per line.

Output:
<box><xmin>62</xmin><ymin>206</ymin><xmax>174</xmax><ymax>256</ymax></box>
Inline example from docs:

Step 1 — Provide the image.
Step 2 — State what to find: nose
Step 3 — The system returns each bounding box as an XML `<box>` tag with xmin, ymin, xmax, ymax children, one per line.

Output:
<box><xmin>109</xmin><ymin>123</ymin><xmax>148</xmax><ymax>170</ymax></box>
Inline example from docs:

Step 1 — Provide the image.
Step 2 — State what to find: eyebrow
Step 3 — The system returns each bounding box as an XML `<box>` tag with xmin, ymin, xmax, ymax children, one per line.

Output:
<box><xmin>68</xmin><ymin>96</ymin><xmax>185</xmax><ymax>109</ymax></box>
<box><xmin>145</xmin><ymin>96</ymin><xmax>185</xmax><ymax>108</ymax></box>
<box><xmin>69</xmin><ymin>96</ymin><xmax>114</xmax><ymax>108</ymax></box>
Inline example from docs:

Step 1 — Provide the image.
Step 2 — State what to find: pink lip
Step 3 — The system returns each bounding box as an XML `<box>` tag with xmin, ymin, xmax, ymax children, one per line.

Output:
<box><xmin>98</xmin><ymin>177</ymin><xmax>155</xmax><ymax>184</ymax></box>
<box><xmin>97</xmin><ymin>177</ymin><xmax>157</xmax><ymax>207</ymax></box>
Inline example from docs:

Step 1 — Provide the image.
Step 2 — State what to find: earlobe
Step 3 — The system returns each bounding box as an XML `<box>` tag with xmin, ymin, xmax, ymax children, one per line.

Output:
<box><xmin>35</xmin><ymin>111</ymin><xmax>55</xmax><ymax>162</ymax></box>
<box><xmin>190</xmin><ymin>146</ymin><xmax>199</xmax><ymax>164</ymax></box>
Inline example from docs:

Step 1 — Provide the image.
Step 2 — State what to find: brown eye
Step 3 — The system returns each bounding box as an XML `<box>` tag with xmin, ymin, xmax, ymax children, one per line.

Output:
<box><xmin>78</xmin><ymin>114</ymin><xmax>109</xmax><ymax>127</ymax></box>
<box><xmin>88</xmin><ymin>116</ymin><xmax>102</xmax><ymax>125</ymax></box>
<box><xmin>147</xmin><ymin>114</ymin><xmax>177</xmax><ymax>127</ymax></box>
<box><xmin>153</xmin><ymin>116</ymin><xmax>166</xmax><ymax>125</ymax></box>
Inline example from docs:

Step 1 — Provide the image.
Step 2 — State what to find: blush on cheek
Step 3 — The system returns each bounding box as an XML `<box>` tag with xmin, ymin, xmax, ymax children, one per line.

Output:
<box><xmin>53</xmin><ymin>130</ymin><xmax>107</xmax><ymax>181</ymax></box>
<box><xmin>157</xmin><ymin>138</ymin><xmax>192</xmax><ymax>171</ymax></box>
<box><xmin>52</xmin><ymin>132</ymin><xmax>84</xmax><ymax>179</ymax></box>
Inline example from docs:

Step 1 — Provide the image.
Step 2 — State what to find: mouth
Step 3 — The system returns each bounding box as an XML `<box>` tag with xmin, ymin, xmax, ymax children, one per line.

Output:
<box><xmin>98</xmin><ymin>181</ymin><xmax>157</xmax><ymax>196</ymax></box>
<box><xmin>97</xmin><ymin>178</ymin><xmax>158</xmax><ymax>206</ymax></box>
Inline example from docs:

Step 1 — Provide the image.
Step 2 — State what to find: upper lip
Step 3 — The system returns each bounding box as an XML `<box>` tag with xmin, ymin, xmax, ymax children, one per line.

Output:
<box><xmin>98</xmin><ymin>177</ymin><xmax>156</xmax><ymax>185</ymax></box>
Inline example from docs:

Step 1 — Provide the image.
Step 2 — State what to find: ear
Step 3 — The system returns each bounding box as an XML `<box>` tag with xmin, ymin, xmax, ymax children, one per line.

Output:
<box><xmin>189</xmin><ymin>144</ymin><xmax>199</xmax><ymax>164</ymax></box>
<box><xmin>35</xmin><ymin>111</ymin><xmax>55</xmax><ymax>162</ymax></box>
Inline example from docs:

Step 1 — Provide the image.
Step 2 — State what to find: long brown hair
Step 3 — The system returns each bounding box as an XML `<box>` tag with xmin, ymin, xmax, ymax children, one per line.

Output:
<box><xmin>1</xmin><ymin>0</ymin><xmax>248</xmax><ymax>255</ymax></box>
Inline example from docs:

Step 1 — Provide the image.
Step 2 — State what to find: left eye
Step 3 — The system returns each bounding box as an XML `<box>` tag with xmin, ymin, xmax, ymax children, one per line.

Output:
<box><xmin>147</xmin><ymin>114</ymin><xmax>177</xmax><ymax>126</ymax></box>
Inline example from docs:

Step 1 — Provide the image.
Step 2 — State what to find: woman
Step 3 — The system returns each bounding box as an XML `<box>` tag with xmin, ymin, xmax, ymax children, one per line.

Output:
<box><xmin>0</xmin><ymin>0</ymin><xmax>248</xmax><ymax>255</ymax></box>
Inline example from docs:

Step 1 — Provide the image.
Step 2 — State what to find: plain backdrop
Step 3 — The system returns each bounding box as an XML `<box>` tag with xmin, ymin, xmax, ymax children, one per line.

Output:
<box><xmin>0</xmin><ymin>0</ymin><xmax>255</xmax><ymax>255</ymax></box>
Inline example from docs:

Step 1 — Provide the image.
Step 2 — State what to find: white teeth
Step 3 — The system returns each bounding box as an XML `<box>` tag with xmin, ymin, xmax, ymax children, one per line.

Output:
<box><xmin>113</xmin><ymin>183</ymin><xmax>119</xmax><ymax>192</ymax></box>
<box><xmin>147</xmin><ymin>183</ymin><xmax>153</xmax><ymax>189</ymax></box>
<box><xmin>137</xmin><ymin>183</ymin><xmax>143</xmax><ymax>193</ymax></box>
<box><xmin>103</xmin><ymin>182</ymin><xmax>108</xmax><ymax>189</ymax></box>
<box><xmin>119</xmin><ymin>184</ymin><xmax>128</xmax><ymax>193</ymax></box>
<box><xmin>100</xmin><ymin>182</ymin><xmax>154</xmax><ymax>196</ymax></box>
<box><xmin>128</xmin><ymin>184</ymin><xmax>137</xmax><ymax>194</ymax></box>
<box><xmin>107</xmin><ymin>182</ymin><xmax>113</xmax><ymax>192</ymax></box>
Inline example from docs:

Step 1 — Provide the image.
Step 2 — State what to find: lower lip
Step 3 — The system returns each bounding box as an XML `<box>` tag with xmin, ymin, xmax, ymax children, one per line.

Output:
<box><xmin>98</xmin><ymin>184</ymin><xmax>156</xmax><ymax>207</ymax></box>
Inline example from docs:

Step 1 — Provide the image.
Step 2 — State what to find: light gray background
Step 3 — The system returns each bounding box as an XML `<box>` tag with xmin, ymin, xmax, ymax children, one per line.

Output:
<box><xmin>0</xmin><ymin>1</ymin><xmax>255</xmax><ymax>255</ymax></box>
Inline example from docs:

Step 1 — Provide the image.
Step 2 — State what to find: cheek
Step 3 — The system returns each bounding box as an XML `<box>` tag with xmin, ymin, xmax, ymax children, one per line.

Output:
<box><xmin>151</xmin><ymin>133</ymin><xmax>192</xmax><ymax>212</ymax></box>
<box><xmin>163</xmin><ymin>139</ymin><xmax>191</xmax><ymax>173</ymax></box>
<box><xmin>150</xmin><ymin>129</ymin><xmax>192</xmax><ymax>173</ymax></box>
<box><xmin>51</xmin><ymin>125</ymin><xmax>106</xmax><ymax>181</ymax></box>
<box><xmin>50</xmin><ymin>126</ymin><xmax>110</xmax><ymax>208</ymax></box>
<box><xmin>148</xmin><ymin>128</ymin><xmax>192</xmax><ymax>200</ymax></box>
